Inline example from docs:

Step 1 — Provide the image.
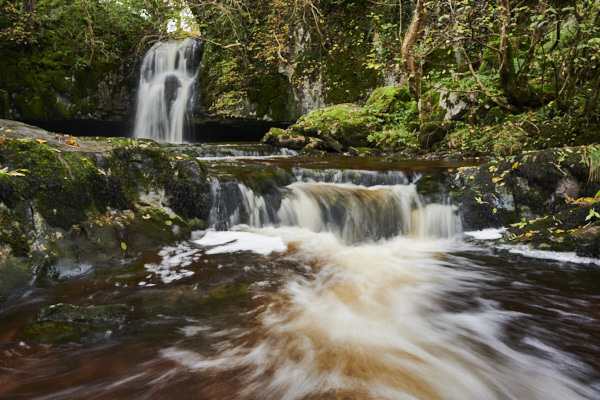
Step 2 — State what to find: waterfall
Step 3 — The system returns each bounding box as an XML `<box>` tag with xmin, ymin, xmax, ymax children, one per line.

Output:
<box><xmin>133</xmin><ymin>38</ymin><xmax>201</xmax><ymax>143</ymax></box>
<box><xmin>208</xmin><ymin>174</ymin><xmax>461</xmax><ymax>243</ymax></box>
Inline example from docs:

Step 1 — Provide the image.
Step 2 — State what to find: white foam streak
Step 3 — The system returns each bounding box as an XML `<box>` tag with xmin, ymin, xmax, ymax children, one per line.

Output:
<box><xmin>194</xmin><ymin>229</ymin><xmax>287</xmax><ymax>255</ymax></box>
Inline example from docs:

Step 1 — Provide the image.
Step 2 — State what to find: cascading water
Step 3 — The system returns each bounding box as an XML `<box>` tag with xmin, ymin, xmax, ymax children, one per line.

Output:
<box><xmin>2</xmin><ymin>152</ymin><xmax>599</xmax><ymax>399</ymax></box>
<box><xmin>133</xmin><ymin>38</ymin><xmax>201</xmax><ymax>143</ymax></box>
<box><xmin>164</xmin><ymin>166</ymin><xmax>597</xmax><ymax>400</ymax></box>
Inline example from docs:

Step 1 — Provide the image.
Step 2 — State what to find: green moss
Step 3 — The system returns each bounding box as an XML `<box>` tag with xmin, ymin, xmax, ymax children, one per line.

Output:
<box><xmin>420</xmin><ymin>89</ymin><xmax>446</xmax><ymax>122</ymax></box>
<box><xmin>364</xmin><ymin>86</ymin><xmax>412</xmax><ymax>114</ymax></box>
<box><xmin>247</xmin><ymin>72</ymin><xmax>294</xmax><ymax>121</ymax></box>
<box><xmin>36</xmin><ymin>303</ymin><xmax>130</xmax><ymax>326</ymax></box>
<box><xmin>0</xmin><ymin>139</ymin><xmax>102</xmax><ymax>230</ymax></box>
<box><xmin>294</xmin><ymin>104</ymin><xmax>381</xmax><ymax>148</ymax></box>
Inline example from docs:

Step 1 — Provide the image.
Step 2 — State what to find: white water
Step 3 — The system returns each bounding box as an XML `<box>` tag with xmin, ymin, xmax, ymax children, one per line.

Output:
<box><xmin>133</xmin><ymin>39</ymin><xmax>200</xmax><ymax>143</ymax></box>
<box><xmin>210</xmin><ymin>179</ymin><xmax>461</xmax><ymax>244</ymax></box>
<box><xmin>158</xmin><ymin>176</ymin><xmax>596</xmax><ymax>399</ymax></box>
<box><xmin>163</xmin><ymin>228</ymin><xmax>594</xmax><ymax>400</ymax></box>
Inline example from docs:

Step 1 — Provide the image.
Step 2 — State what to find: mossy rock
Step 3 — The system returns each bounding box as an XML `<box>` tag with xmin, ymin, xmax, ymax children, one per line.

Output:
<box><xmin>37</xmin><ymin>303</ymin><xmax>130</xmax><ymax>326</ymax></box>
<box><xmin>261</xmin><ymin>127</ymin><xmax>313</xmax><ymax>149</ymax></box>
<box><xmin>506</xmin><ymin>207</ymin><xmax>600</xmax><ymax>255</ymax></box>
<box><xmin>419</xmin><ymin>121</ymin><xmax>453</xmax><ymax>150</ymax></box>
<box><xmin>364</xmin><ymin>86</ymin><xmax>412</xmax><ymax>114</ymax></box>
<box><xmin>19</xmin><ymin>303</ymin><xmax>130</xmax><ymax>345</ymax></box>
<box><xmin>292</xmin><ymin>104</ymin><xmax>382</xmax><ymax>149</ymax></box>
<box><xmin>0</xmin><ymin>133</ymin><xmax>211</xmax><ymax>274</ymax></box>
<box><xmin>420</xmin><ymin>89</ymin><xmax>446</xmax><ymax>122</ymax></box>
<box><xmin>348</xmin><ymin>147</ymin><xmax>382</xmax><ymax>157</ymax></box>
<box><xmin>20</xmin><ymin>321</ymin><xmax>103</xmax><ymax>346</ymax></box>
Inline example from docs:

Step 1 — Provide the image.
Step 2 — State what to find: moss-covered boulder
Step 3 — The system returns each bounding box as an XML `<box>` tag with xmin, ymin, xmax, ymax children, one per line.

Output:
<box><xmin>20</xmin><ymin>303</ymin><xmax>130</xmax><ymax>345</ymax></box>
<box><xmin>262</xmin><ymin>104</ymin><xmax>381</xmax><ymax>152</ymax></box>
<box><xmin>293</xmin><ymin>104</ymin><xmax>381</xmax><ymax>148</ymax></box>
<box><xmin>261</xmin><ymin>127</ymin><xmax>315</xmax><ymax>150</ymax></box>
<box><xmin>0</xmin><ymin>120</ymin><xmax>213</xmax><ymax>299</ymax></box>
<box><xmin>505</xmin><ymin>206</ymin><xmax>600</xmax><ymax>255</ymax></box>
<box><xmin>37</xmin><ymin>303</ymin><xmax>130</xmax><ymax>325</ymax></box>
<box><xmin>448</xmin><ymin>146</ymin><xmax>600</xmax><ymax>256</ymax></box>
<box><xmin>364</xmin><ymin>86</ymin><xmax>412</xmax><ymax>115</ymax></box>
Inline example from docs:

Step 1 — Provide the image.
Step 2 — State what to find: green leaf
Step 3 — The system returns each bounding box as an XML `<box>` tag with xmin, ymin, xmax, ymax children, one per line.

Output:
<box><xmin>121</xmin><ymin>242</ymin><xmax>127</xmax><ymax>251</ymax></box>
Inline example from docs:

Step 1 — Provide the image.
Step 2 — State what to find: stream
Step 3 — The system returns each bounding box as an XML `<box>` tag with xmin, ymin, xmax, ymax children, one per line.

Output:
<box><xmin>0</xmin><ymin>144</ymin><xmax>599</xmax><ymax>399</ymax></box>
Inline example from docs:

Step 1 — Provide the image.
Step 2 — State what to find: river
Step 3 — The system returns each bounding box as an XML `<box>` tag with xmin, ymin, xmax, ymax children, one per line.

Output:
<box><xmin>0</xmin><ymin>144</ymin><xmax>599</xmax><ymax>399</ymax></box>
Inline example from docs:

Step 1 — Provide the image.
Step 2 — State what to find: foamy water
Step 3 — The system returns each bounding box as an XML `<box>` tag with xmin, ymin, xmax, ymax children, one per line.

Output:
<box><xmin>161</xmin><ymin>226</ymin><xmax>596</xmax><ymax>400</ymax></box>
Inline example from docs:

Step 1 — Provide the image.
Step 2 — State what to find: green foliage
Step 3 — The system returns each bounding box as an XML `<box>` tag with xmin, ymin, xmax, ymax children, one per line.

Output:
<box><xmin>0</xmin><ymin>0</ymin><xmax>180</xmax><ymax>120</ymax></box>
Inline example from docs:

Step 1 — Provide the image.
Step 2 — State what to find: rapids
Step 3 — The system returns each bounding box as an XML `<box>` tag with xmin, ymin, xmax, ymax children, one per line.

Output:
<box><xmin>0</xmin><ymin>144</ymin><xmax>598</xmax><ymax>399</ymax></box>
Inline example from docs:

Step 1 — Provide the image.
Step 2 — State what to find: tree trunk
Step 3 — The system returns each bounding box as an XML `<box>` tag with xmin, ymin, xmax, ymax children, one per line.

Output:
<box><xmin>401</xmin><ymin>0</ymin><xmax>427</xmax><ymax>100</ymax></box>
<box><xmin>497</xmin><ymin>0</ymin><xmax>547</xmax><ymax>107</ymax></box>
<box><xmin>21</xmin><ymin>0</ymin><xmax>36</xmax><ymax>45</ymax></box>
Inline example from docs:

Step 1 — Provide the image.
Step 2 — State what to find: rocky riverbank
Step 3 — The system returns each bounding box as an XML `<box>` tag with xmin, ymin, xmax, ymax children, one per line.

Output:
<box><xmin>0</xmin><ymin>119</ymin><xmax>211</xmax><ymax>301</ymax></box>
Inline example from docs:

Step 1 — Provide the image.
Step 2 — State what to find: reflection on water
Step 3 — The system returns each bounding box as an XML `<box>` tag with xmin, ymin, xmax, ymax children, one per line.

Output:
<box><xmin>0</xmin><ymin>151</ymin><xmax>599</xmax><ymax>399</ymax></box>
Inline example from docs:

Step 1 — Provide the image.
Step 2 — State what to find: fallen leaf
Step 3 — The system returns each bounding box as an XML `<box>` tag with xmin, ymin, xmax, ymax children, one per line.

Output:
<box><xmin>66</xmin><ymin>139</ymin><xmax>79</xmax><ymax>147</ymax></box>
<box><xmin>36</xmin><ymin>139</ymin><xmax>48</xmax><ymax>144</ymax></box>
<box><xmin>512</xmin><ymin>161</ymin><xmax>519</xmax><ymax>170</ymax></box>
<box><xmin>525</xmin><ymin>232</ymin><xmax>533</xmax><ymax>237</ymax></box>
<box><xmin>5</xmin><ymin>129</ymin><xmax>12</xmax><ymax>133</ymax></box>
<box><xmin>121</xmin><ymin>242</ymin><xmax>127</xmax><ymax>251</ymax></box>
<box><xmin>492</xmin><ymin>177</ymin><xmax>503</xmax><ymax>183</ymax></box>
<box><xmin>556</xmin><ymin>229</ymin><xmax>564</xmax><ymax>233</ymax></box>
<box><xmin>142</xmin><ymin>214</ymin><xmax>151</xmax><ymax>219</ymax></box>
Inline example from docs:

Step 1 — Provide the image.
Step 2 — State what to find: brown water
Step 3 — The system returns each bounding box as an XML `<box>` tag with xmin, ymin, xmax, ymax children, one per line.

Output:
<box><xmin>0</xmin><ymin>148</ymin><xmax>599</xmax><ymax>399</ymax></box>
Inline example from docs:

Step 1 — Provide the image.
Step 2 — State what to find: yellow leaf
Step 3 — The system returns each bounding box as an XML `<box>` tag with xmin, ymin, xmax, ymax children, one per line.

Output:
<box><xmin>66</xmin><ymin>139</ymin><xmax>79</xmax><ymax>147</ymax></box>
<box><xmin>493</xmin><ymin>208</ymin><xmax>497</xmax><ymax>214</ymax></box>
<box><xmin>556</xmin><ymin>229</ymin><xmax>564</xmax><ymax>234</ymax></box>
<box><xmin>142</xmin><ymin>214</ymin><xmax>151</xmax><ymax>219</ymax></box>
<box><xmin>492</xmin><ymin>177</ymin><xmax>503</xmax><ymax>183</ymax></box>
<box><xmin>512</xmin><ymin>161</ymin><xmax>519</xmax><ymax>170</ymax></box>
<box><xmin>469</xmin><ymin>176</ymin><xmax>475</xmax><ymax>180</ymax></box>
<box><xmin>36</xmin><ymin>139</ymin><xmax>48</xmax><ymax>144</ymax></box>
<box><xmin>5</xmin><ymin>129</ymin><xmax>12</xmax><ymax>133</ymax></box>
<box><xmin>525</xmin><ymin>232</ymin><xmax>532</xmax><ymax>237</ymax></box>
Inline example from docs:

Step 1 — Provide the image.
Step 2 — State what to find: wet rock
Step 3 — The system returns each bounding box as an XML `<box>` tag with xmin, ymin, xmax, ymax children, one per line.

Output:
<box><xmin>446</xmin><ymin>146</ymin><xmax>600</xmax><ymax>256</ymax></box>
<box><xmin>348</xmin><ymin>147</ymin><xmax>382</xmax><ymax>157</ymax></box>
<box><xmin>0</xmin><ymin>122</ymin><xmax>212</xmax><ymax>295</ymax></box>
<box><xmin>37</xmin><ymin>303</ymin><xmax>130</xmax><ymax>325</ymax></box>
<box><xmin>19</xmin><ymin>303</ymin><xmax>130</xmax><ymax>345</ymax></box>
